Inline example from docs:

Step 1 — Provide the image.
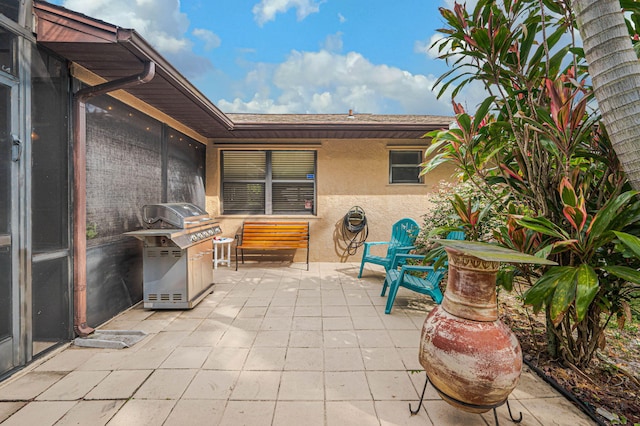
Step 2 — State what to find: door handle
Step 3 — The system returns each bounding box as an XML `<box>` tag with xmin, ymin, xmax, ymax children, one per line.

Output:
<box><xmin>11</xmin><ymin>134</ymin><xmax>21</xmax><ymax>162</ymax></box>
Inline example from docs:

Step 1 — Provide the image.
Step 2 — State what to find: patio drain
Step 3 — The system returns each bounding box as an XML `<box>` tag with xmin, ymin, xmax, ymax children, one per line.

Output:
<box><xmin>73</xmin><ymin>330</ymin><xmax>147</xmax><ymax>349</ymax></box>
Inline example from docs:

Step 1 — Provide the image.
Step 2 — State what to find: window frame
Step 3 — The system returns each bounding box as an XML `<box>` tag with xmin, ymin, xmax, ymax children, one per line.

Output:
<box><xmin>221</xmin><ymin>150</ymin><xmax>317</xmax><ymax>215</ymax></box>
<box><xmin>389</xmin><ymin>150</ymin><xmax>424</xmax><ymax>184</ymax></box>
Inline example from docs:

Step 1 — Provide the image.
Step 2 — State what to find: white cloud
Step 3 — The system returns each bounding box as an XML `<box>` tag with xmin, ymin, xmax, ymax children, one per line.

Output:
<box><xmin>338</xmin><ymin>13</ymin><xmax>346</xmax><ymax>24</ymax></box>
<box><xmin>322</xmin><ymin>32</ymin><xmax>343</xmax><ymax>53</ymax></box>
<box><xmin>414</xmin><ymin>33</ymin><xmax>446</xmax><ymax>60</ymax></box>
<box><xmin>218</xmin><ymin>93</ymin><xmax>295</xmax><ymax>113</ymax></box>
<box><xmin>192</xmin><ymin>28</ymin><xmax>221</xmax><ymax>51</ymax></box>
<box><xmin>218</xmin><ymin>49</ymin><xmax>452</xmax><ymax>115</ymax></box>
<box><xmin>60</xmin><ymin>0</ymin><xmax>217</xmax><ymax>79</ymax></box>
<box><xmin>252</xmin><ymin>0</ymin><xmax>322</xmax><ymax>26</ymax></box>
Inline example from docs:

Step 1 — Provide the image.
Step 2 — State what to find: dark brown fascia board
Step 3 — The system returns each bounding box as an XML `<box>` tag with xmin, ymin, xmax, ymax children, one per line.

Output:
<box><xmin>230</xmin><ymin>122</ymin><xmax>447</xmax><ymax>133</ymax></box>
<box><xmin>116</xmin><ymin>30</ymin><xmax>234</xmax><ymax>130</ymax></box>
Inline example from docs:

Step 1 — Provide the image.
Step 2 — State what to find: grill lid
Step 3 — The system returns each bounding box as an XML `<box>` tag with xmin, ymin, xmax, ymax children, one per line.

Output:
<box><xmin>143</xmin><ymin>203</ymin><xmax>210</xmax><ymax>229</ymax></box>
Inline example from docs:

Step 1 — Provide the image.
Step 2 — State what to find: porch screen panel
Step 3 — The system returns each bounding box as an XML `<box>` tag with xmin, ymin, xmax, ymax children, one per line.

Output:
<box><xmin>86</xmin><ymin>96</ymin><xmax>162</xmax><ymax>244</ymax></box>
<box><xmin>272</xmin><ymin>151</ymin><xmax>315</xmax><ymax>213</ymax></box>
<box><xmin>222</xmin><ymin>151</ymin><xmax>266</xmax><ymax>214</ymax></box>
<box><xmin>31</xmin><ymin>47</ymin><xmax>69</xmax><ymax>253</ymax></box>
<box><xmin>167</xmin><ymin>129</ymin><xmax>206</xmax><ymax>208</ymax></box>
<box><xmin>32</xmin><ymin>258</ymin><xmax>69</xmax><ymax>341</ymax></box>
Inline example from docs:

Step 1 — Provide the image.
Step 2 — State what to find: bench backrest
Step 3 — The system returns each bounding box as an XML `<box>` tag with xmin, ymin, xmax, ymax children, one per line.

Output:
<box><xmin>240</xmin><ymin>221</ymin><xmax>309</xmax><ymax>249</ymax></box>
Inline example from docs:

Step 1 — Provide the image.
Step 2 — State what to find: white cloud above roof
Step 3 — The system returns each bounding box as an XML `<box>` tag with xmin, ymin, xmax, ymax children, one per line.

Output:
<box><xmin>252</xmin><ymin>0</ymin><xmax>323</xmax><ymax>26</ymax></box>
<box><xmin>217</xmin><ymin>49</ymin><xmax>451</xmax><ymax>114</ymax></box>
<box><xmin>192</xmin><ymin>29</ymin><xmax>221</xmax><ymax>51</ymax></box>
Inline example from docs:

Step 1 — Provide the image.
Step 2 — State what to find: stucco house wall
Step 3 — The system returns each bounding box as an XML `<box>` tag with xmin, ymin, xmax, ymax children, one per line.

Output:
<box><xmin>205</xmin><ymin>138</ymin><xmax>456</xmax><ymax>263</ymax></box>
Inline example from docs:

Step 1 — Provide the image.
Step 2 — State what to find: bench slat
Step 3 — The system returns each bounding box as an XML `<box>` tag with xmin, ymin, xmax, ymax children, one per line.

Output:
<box><xmin>236</xmin><ymin>221</ymin><xmax>310</xmax><ymax>271</ymax></box>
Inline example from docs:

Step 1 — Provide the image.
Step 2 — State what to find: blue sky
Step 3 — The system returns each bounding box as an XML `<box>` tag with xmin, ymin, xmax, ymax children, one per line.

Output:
<box><xmin>51</xmin><ymin>0</ymin><xmax>483</xmax><ymax>116</ymax></box>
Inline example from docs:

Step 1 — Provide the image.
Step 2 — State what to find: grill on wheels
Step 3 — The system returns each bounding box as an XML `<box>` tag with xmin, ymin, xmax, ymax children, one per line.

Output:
<box><xmin>125</xmin><ymin>203</ymin><xmax>222</xmax><ymax>309</ymax></box>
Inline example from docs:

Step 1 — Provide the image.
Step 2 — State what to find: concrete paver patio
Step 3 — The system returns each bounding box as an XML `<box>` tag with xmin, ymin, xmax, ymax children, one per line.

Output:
<box><xmin>0</xmin><ymin>263</ymin><xmax>596</xmax><ymax>425</ymax></box>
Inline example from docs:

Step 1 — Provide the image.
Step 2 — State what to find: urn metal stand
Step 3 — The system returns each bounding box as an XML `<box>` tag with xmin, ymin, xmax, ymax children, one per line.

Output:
<box><xmin>409</xmin><ymin>240</ymin><xmax>556</xmax><ymax>425</ymax></box>
<box><xmin>410</xmin><ymin>373</ymin><xmax>523</xmax><ymax>425</ymax></box>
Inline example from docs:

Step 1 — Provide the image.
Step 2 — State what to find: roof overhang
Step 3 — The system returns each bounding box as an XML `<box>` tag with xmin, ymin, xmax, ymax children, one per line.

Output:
<box><xmin>34</xmin><ymin>1</ymin><xmax>234</xmax><ymax>140</ymax></box>
<box><xmin>223</xmin><ymin>113</ymin><xmax>451</xmax><ymax>140</ymax></box>
<box><xmin>33</xmin><ymin>1</ymin><xmax>453</xmax><ymax>141</ymax></box>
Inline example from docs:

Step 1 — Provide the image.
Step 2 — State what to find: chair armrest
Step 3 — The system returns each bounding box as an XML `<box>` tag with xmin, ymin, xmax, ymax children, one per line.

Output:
<box><xmin>362</xmin><ymin>241</ymin><xmax>389</xmax><ymax>256</ymax></box>
<box><xmin>395</xmin><ymin>264</ymin><xmax>439</xmax><ymax>285</ymax></box>
<box><xmin>390</xmin><ymin>253</ymin><xmax>425</xmax><ymax>269</ymax></box>
<box><xmin>399</xmin><ymin>264</ymin><xmax>437</xmax><ymax>274</ymax></box>
<box><xmin>364</xmin><ymin>241</ymin><xmax>390</xmax><ymax>246</ymax></box>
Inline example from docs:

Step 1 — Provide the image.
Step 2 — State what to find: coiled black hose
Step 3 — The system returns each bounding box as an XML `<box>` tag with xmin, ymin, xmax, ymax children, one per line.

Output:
<box><xmin>340</xmin><ymin>206</ymin><xmax>368</xmax><ymax>255</ymax></box>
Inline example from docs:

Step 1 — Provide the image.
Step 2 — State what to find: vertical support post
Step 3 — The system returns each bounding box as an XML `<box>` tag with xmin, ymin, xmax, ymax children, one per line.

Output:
<box><xmin>72</xmin><ymin>97</ymin><xmax>92</xmax><ymax>337</ymax></box>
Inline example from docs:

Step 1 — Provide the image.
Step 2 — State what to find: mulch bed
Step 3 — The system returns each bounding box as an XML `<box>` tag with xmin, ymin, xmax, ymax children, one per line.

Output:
<box><xmin>499</xmin><ymin>296</ymin><xmax>640</xmax><ymax>425</ymax></box>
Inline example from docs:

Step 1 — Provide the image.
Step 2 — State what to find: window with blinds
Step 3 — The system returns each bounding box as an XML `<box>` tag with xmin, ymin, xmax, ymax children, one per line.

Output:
<box><xmin>222</xmin><ymin>150</ymin><xmax>316</xmax><ymax>215</ymax></box>
<box><xmin>389</xmin><ymin>150</ymin><xmax>424</xmax><ymax>184</ymax></box>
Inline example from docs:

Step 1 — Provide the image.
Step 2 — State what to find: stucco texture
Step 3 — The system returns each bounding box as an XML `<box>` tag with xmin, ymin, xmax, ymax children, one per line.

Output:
<box><xmin>205</xmin><ymin>139</ymin><xmax>456</xmax><ymax>264</ymax></box>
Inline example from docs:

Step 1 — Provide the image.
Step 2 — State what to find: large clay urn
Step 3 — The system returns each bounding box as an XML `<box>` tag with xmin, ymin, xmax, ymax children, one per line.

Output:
<box><xmin>419</xmin><ymin>245</ymin><xmax>522</xmax><ymax>413</ymax></box>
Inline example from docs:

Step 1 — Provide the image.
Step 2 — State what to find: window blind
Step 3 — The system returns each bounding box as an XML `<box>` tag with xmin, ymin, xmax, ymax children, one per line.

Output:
<box><xmin>221</xmin><ymin>150</ymin><xmax>316</xmax><ymax>215</ymax></box>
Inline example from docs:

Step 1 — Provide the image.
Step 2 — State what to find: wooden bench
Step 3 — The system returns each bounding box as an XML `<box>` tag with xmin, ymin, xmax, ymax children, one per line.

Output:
<box><xmin>235</xmin><ymin>221</ymin><xmax>310</xmax><ymax>271</ymax></box>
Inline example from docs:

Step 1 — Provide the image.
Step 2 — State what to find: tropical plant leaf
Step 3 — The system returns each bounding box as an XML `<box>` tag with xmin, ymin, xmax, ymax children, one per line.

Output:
<box><xmin>574</xmin><ymin>264</ymin><xmax>598</xmax><ymax>322</ymax></box>
<box><xmin>612</xmin><ymin>231</ymin><xmax>640</xmax><ymax>260</ymax></box>
<box><xmin>420</xmin><ymin>155</ymin><xmax>449</xmax><ymax>175</ymax></box>
<box><xmin>535</xmin><ymin>244</ymin><xmax>553</xmax><ymax>260</ymax></box>
<box><xmin>602</xmin><ymin>265</ymin><xmax>640</xmax><ymax>284</ymax></box>
<box><xmin>457</xmin><ymin>113</ymin><xmax>472</xmax><ymax>133</ymax></box>
<box><xmin>550</xmin><ymin>267</ymin><xmax>578</xmax><ymax>326</ymax></box>
<box><xmin>588</xmin><ymin>191</ymin><xmax>637</xmax><ymax>239</ymax></box>
<box><xmin>473</xmin><ymin>96</ymin><xmax>495</xmax><ymax>130</ymax></box>
<box><xmin>559</xmin><ymin>177</ymin><xmax>578</xmax><ymax>207</ymax></box>
<box><xmin>524</xmin><ymin>266</ymin><xmax>568</xmax><ymax>313</ymax></box>
<box><xmin>496</xmin><ymin>267</ymin><xmax>515</xmax><ymax>291</ymax></box>
<box><xmin>517</xmin><ymin>216</ymin><xmax>568</xmax><ymax>239</ymax></box>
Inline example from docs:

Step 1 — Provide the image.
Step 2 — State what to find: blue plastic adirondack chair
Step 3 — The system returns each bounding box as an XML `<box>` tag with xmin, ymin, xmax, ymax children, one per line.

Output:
<box><xmin>358</xmin><ymin>218</ymin><xmax>420</xmax><ymax>278</ymax></box>
<box><xmin>381</xmin><ymin>230</ymin><xmax>465</xmax><ymax>314</ymax></box>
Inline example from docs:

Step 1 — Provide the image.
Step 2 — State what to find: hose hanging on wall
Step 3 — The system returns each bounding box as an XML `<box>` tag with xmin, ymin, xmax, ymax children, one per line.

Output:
<box><xmin>340</xmin><ymin>206</ymin><xmax>369</xmax><ymax>255</ymax></box>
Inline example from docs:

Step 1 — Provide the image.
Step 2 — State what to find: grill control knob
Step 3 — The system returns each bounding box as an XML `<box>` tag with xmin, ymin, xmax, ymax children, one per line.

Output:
<box><xmin>191</xmin><ymin>234</ymin><xmax>198</xmax><ymax>242</ymax></box>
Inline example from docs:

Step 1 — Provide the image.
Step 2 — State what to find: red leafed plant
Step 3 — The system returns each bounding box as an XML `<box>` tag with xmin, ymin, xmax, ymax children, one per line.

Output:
<box><xmin>422</xmin><ymin>0</ymin><xmax>640</xmax><ymax>368</ymax></box>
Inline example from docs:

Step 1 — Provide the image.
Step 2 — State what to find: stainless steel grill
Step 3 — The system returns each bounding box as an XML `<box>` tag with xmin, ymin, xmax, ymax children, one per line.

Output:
<box><xmin>126</xmin><ymin>203</ymin><xmax>221</xmax><ymax>309</ymax></box>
